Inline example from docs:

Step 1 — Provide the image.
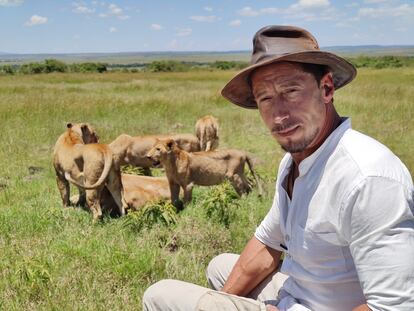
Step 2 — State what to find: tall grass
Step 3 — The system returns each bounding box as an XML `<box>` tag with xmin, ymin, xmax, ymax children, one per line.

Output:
<box><xmin>0</xmin><ymin>68</ymin><xmax>413</xmax><ymax>309</ymax></box>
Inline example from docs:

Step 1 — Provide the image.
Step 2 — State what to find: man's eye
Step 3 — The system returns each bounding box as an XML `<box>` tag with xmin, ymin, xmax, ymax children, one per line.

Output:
<box><xmin>260</xmin><ymin>97</ymin><xmax>272</xmax><ymax>102</ymax></box>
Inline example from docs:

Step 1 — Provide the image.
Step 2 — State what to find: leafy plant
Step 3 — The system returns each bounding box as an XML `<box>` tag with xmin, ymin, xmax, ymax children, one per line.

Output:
<box><xmin>201</xmin><ymin>182</ymin><xmax>241</xmax><ymax>228</ymax></box>
<box><xmin>122</xmin><ymin>201</ymin><xmax>178</xmax><ymax>232</ymax></box>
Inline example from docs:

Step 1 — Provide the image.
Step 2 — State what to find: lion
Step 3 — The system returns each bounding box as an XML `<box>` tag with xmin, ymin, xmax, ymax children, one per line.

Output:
<box><xmin>109</xmin><ymin>133</ymin><xmax>200</xmax><ymax>175</ymax></box>
<box><xmin>146</xmin><ymin>139</ymin><xmax>263</xmax><ymax>208</ymax></box>
<box><xmin>99</xmin><ymin>174</ymin><xmax>172</xmax><ymax>215</ymax></box>
<box><xmin>53</xmin><ymin>123</ymin><xmax>127</xmax><ymax>220</ymax></box>
<box><xmin>195</xmin><ymin>115</ymin><xmax>219</xmax><ymax>151</ymax></box>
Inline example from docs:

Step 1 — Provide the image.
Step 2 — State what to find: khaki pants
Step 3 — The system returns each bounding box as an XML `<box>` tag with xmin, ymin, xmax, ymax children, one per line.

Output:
<box><xmin>143</xmin><ymin>253</ymin><xmax>288</xmax><ymax>311</ymax></box>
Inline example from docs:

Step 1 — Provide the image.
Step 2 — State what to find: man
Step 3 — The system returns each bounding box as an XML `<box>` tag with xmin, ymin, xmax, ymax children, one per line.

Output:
<box><xmin>143</xmin><ymin>25</ymin><xmax>414</xmax><ymax>311</ymax></box>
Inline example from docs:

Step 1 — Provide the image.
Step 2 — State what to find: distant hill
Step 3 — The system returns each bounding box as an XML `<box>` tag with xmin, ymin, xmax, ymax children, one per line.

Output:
<box><xmin>325</xmin><ymin>45</ymin><xmax>414</xmax><ymax>56</ymax></box>
<box><xmin>0</xmin><ymin>46</ymin><xmax>413</xmax><ymax>65</ymax></box>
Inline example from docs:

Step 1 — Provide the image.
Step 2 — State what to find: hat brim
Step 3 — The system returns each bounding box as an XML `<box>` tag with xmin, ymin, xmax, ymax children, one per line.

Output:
<box><xmin>221</xmin><ymin>51</ymin><xmax>357</xmax><ymax>109</ymax></box>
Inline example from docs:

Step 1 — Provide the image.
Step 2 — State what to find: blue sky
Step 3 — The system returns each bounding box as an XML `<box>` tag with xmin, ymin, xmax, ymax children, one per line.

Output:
<box><xmin>1</xmin><ymin>0</ymin><xmax>413</xmax><ymax>54</ymax></box>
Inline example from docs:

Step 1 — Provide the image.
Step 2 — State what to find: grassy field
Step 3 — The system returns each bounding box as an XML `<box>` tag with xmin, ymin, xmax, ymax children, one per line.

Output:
<box><xmin>0</xmin><ymin>68</ymin><xmax>413</xmax><ymax>310</ymax></box>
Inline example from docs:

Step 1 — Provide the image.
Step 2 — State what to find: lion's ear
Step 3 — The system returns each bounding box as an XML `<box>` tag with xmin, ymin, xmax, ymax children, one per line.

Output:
<box><xmin>80</xmin><ymin>124</ymin><xmax>89</xmax><ymax>133</ymax></box>
<box><xmin>166</xmin><ymin>139</ymin><xmax>174</xmax><ymax>150</ymax></box>
<box><xmin>66</xmin><ymin>123</ymin><xmax>73</xmax><ymax>129</ymax></box>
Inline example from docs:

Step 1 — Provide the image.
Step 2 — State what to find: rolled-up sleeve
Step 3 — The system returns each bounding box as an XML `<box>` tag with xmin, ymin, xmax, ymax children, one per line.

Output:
<box><xmin>339</xmin><ymin>176</ymin><xmax>414</xmax><ymax>310</ymax></box>
<box><xmin>255</xmin><ymin>189</ymin><xmax>285</xmax><ymax>252</ymax></box>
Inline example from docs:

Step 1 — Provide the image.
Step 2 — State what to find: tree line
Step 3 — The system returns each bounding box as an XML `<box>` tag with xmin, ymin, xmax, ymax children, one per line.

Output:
<box><xmin>1</xmin><ymin>56</ymin><xmax>413</xmax><ymax>75</ymax></box>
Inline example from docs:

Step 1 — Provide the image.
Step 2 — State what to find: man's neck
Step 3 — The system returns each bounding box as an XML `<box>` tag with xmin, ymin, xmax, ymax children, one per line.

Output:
<box><xmin>291</xmin><ymin>105</ymin><xmax>341</xmax><ymax>166</ymax></box>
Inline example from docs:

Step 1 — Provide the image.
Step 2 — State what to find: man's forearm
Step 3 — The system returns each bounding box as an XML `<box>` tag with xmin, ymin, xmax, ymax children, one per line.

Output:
<box><xmin>352</xmin><ymin>304</ymin><xmax>371</xmax><ymax>311</ymax></box>
<box><xmin>221</xmin><ymin>236</ymin><xmax>282</xmax><ymax>296</ymax></box>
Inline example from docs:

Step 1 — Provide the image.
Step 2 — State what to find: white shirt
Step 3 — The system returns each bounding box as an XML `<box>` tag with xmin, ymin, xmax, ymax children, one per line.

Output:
<box><xmin>255</xmin><ymin>118</ymin><xmax>414</xmax><ymax>311</ymax></box>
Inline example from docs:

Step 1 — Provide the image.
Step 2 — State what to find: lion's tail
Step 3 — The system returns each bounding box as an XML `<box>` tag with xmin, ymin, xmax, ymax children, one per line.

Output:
<box><xmin>246</xmin><ymin>155</ymin><xmax>263</xmax><ymax>197</ymax></box>
<box><xmin>65</xmin><ymin>147</ymin><xmax>113</xmax><ymax>190</ymax></box>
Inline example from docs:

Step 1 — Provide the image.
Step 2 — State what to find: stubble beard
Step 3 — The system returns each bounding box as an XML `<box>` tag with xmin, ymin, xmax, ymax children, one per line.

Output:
<box><xmin>279</xmin><ymin>126</ymin><xmax>320</xmax><ymax>154</ymax></box>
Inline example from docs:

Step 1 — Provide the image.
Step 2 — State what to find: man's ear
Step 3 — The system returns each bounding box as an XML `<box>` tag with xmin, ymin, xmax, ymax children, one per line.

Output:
<box><xmin>66</xmin><ymin>123</ymin><xmax>73</xmax><ymax>129</ymax></box>
<box><xmin>320</xmin><ymin>72</ymin><xmax>334</xmax><ymax>104</ymax></box>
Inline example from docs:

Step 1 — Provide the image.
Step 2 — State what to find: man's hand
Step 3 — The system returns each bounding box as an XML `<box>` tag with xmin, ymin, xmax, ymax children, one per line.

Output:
<box><xmin>266</xmin><ymin>304</ymin><xmax>279</xmax><ymax>311</ymax></box>
<box><xmin>221</xmin><ymin>236</ymin><xmax>282</xmax><ymax>296</ymax></box>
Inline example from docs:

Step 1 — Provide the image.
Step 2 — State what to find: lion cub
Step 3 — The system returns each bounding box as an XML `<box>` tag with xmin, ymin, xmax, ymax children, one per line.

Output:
<box><xmin>195</xmin><ymin>115</ymin><xmax>219</xmax><ymax>151</ymax></box>
<box><xmin>53</xmin><ymin>123</ymin><xmax>127</xmax><ymax>220</ymax></box>
<box><xmin>109</xmin><ymin>133</ymin><xmax>200</xmax><ymax>176</ymax></box>
<box><xmin>146</xmin><ymin>139</ymin><xmax>263</xmax><ymax>208</ymax></box>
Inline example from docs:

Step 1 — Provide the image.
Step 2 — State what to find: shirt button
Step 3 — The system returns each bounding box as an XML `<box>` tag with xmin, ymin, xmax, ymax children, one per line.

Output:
<box><xmin>285</xmin><ymin>234</ymin><xmax>290</xmax><ymax>242</ymax></box>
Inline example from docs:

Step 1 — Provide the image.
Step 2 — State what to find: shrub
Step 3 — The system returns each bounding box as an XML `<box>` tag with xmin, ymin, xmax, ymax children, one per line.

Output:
<box><xmin>147</xmin><ymin>60</ymin><xmax>189</xmax><ymax>72</ymax></box>
<box><xmin>122</xmin><ymin>201</ymin><xmax>178</xmax><ymax>233</ymax></box>
<box><xmin>0</xmin><ymin>65</ymin><xmax>16</xmax><ymax>75</ymax></box>
<box><xmin>69</xmin><ymin>62</ymin><xmax>107</xmax><ymax>73</ymax></box>
<box><xmin>44</xmin><ymin>59</ymin><xmax>67</xmax><ymax>73</ymax></box>
<box><xmin>201</xmin><ymin>182</ymin><xmax>240</xmax><ymax>228</ymax></box>
<box><xmin>19</xmin><ymin>62</ymin><xmax>46</xmax><ymax>74</ymax></box>
<box><xmin>348</xmin><ymin>55</ymin><xmax>405</xmax><ymax>69</ymax></box>
<box><xmin>211</xmin><ymin>61</ymin><xmax>249</xmax><ymax>70</ymax></box>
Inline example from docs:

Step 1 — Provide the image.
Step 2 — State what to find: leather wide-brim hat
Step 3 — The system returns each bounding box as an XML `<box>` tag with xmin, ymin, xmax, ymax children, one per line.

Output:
<box><xmin>221</xmin><ymin>25</ymin><xmax>357</xmax><ymax>109</ymax></box>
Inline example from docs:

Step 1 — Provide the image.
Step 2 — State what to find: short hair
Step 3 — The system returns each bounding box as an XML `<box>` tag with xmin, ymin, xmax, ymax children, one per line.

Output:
<box><xmin>298</xmin><ymin>63</ymin><xmax>330</xmax><ymax>86</ymax></box>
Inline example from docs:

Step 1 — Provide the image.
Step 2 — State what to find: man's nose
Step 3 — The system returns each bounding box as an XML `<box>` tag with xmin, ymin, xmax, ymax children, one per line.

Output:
<box><xmin>271</xmin><ymin>99</ymin><xmax>289</xmax><ymax>124</ymax></box>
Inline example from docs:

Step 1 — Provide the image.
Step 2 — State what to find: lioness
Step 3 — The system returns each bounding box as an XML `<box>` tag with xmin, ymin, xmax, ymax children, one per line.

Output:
<box><xmin>53</xmin><ymin>123</ymin><xmax>127</xmax><ymax>220</ymax></box>
<box><xmin>100</xmin><ymin>174</ymin><xmax>172</xmax><ymax>215</ymax></box>
<box><xmin>146</xmin><ymin>139</ymin><xmax>263</xmax><ymax>208</ymax></box>
<box><xmin>195</xmin><ymin>115</ymin><xmax>219</xmax><ymax>151</ymax></box>
<box><xmin>109</xmin><ymin>133</ymin><xmax>200</xmax><ymax>175</ymax></box>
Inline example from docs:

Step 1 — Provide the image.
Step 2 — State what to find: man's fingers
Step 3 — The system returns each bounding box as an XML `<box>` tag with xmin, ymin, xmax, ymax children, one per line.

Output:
<box><xmin>266</xmin><ymin>304</ymin><xmax>279</xmax><ymax>311</ymax></box>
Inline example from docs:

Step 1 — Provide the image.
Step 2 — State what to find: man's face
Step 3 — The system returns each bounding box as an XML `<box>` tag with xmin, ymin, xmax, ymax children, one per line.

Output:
<box><xmin>251</xmin><ymin>62</ymin><xmax>330</xmax><ymax>154</ymax></box>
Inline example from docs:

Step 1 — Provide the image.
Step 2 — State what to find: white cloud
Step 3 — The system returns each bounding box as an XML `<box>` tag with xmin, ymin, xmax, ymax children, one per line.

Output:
<box><xmin>237</xmin><ymin>6</ymin><xmax>280</xmax><ymax>17</ymax></box>
<box><xmin>290</xmin><ymin>0</ymin><xmax>330</xmax><ymax>10</ymax></box>
<box><xmin>0</xmin><ymin>0</ymin><xmax>23</xmax><ymax>6</ymax></box>
<box><xmin>237</xmin><ymin>6</ymin><xmax>260</xmax><ymax>16</ymax></box>
<box><xmin>94</xmin><ymin>3</ymin><xmax>130</xmax><ymax>20</ymax></box>
<box><xmin>72</xmin><ymin>3</ymin><xmax>95</xmax><ymax>14</ymax></box>
<box><xmin>364</xmin><ymin>0</ymin><xmax>388</xmax><ymax>3</ymax></box>
<box><xmin>108</xmin><ymin>3</ymin><xmax>122</xmax><ymax>15</ymax></box>
<box><xmin>345</xmin><ymin>2</ymin><xmax>359</xmax><ymax>7</ymax></box>
<box><xmin>176</xmin><ymin>28</ymin><xmax>192</xmax><ymax>37</ymax></box>
<box><xmin>229</xmin><ymin>19</ymin><xmax>241</xmax><ymax>27</ymax></box>
<box><xmin>150</xmin><ymin>23</ymin><xmax>163</xmax><ymax>30</ymax></box>
<box><xmin>25</xmin><ymin>15</ymin><xmax>48</xmax><ymax>26</ymax></box>
<box><xmin>109</xmin><ymin>27</ymin><xmax>117</xmax><ymax>33</ymax></box>
<box><xmin>203</xmin><ymin>6</ymin><xmax>213</xmax><ymax>12</ymax></box>
<box><xmin>190</xmin><ymin>15</ymin><xmax>218</xmax><ymax>22</ymax></box>
<box><xmin>358</xmin><ymin>4</ymin><xmax>414</xmax><ymax>17</ymax></box>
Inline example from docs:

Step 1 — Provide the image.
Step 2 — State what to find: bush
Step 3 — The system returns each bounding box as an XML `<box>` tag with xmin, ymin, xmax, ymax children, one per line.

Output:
<box><xmin>69</xmin><ymin>62</ymin><xmax>107</xmax><ymax>73</ymax></box>
<box><xmin>122</xmin><ymin>201</ymin><xmax>178</xmax><ymax>233</ymax></box>
<box><xmin>0</xmin><ymin>65</ymin><xmax>16</xmax><ymax>75</ymax></box>
<box><xmin>44</xmin><ymin>59</ymin><xmax>67</xmax><ymax>73</ymax></box>
<box><xmin>348</xmin><ymin>55</ymin><xmax>405</xmax><ymax>69</ymax></box>
<box><xmin>147</xmin><ymin>60</ymin><xmax>189</xmax><ymax>72</ymax></box>
<box><xmin>19</xmin><ymin>62</ymin><xmax>46</xmax><ymax>74</ymax></box>
<box><xmin>201</xmin><ymin>182</ymin><xmax>241</xmax><ymax>228</ymax></box>
<box><xmin>211</xmin><ymin>61</ymin><xmax>249</xmax><ymax>70</ymax></box>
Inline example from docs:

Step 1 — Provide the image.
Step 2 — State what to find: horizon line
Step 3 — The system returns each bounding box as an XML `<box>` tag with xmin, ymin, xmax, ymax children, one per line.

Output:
<box><xmin>2</xmin><ymin>44</ymin><xmax>414</xmax><ymax>56</ymax></box>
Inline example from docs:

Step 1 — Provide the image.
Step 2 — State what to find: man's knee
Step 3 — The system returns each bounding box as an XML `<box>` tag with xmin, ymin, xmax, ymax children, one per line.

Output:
<box><xmin>143</xmin><ymin>279</ymin><xmax>176</xmax><ymax>310</ymax></box>
<box><xmin>206</xmin><ymin>253</ymin><xmax>239</xmax><ymax>290</ymax></box>
<box><xmin>143</xmin><ymin>279</ymin><xmax>212</xmax><ymax>311</ymax></box>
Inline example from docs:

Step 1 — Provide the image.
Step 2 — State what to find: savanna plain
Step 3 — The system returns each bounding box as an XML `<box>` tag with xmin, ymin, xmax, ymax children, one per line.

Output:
<box><xmin>0</xmin><ymin>68</ymin><xmax>413</xmax><ymax>310</ymax></box>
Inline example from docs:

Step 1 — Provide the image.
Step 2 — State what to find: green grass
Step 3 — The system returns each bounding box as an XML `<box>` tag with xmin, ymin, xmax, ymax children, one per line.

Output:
<box><xmin>0</xmin><ymin>68</ymin><xmax>413</xmax><ymax>309</ymax></box>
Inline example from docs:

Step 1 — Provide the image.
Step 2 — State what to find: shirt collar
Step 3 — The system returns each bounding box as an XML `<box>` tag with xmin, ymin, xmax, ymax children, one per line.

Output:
<box><xmin>286</xmin><ymin>117</ymin><xmax>351</xmax><ymax>177</ymax></box>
